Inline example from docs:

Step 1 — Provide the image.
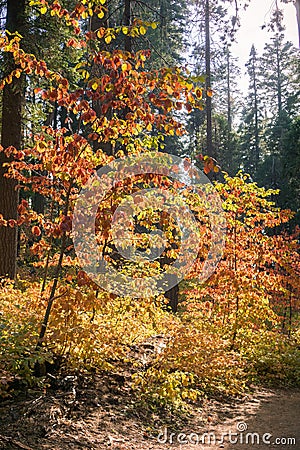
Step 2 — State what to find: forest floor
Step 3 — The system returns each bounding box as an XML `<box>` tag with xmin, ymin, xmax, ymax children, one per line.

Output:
<box><xmin>0</xmin><ymin>369</ymin><xmax>299</xmax><ymax>450</ymax></box>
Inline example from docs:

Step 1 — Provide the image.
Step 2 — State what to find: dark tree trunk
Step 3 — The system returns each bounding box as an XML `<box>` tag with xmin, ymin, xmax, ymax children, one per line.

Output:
<box><xmin>91</xmin><ymin>7</ymin><xmax>113</xmax><ymax>156</ymax></box>
<box><xmin>160</xmin><ymin>250</ymin><xmax>179</xmax><ymax>313</ymax></box>
<box><xmin>205</xmin><ymin>0</ymin><xmax>213</xmax><ymax>158</ymax></box>
<box><xmin>295</xmin><ymin>0</ymin><xmax>300</xmax><ymax>48</ymax></box>
<box><xmin>226</xmin><ymin>47</ymin><xmax>233</xmax><ymax>170</ymax></box>
<box><xmin>32</xmin><ymin>192</ymin><xmax>45</xmax><ymax>215</ymax></box>
<box><xmin>0</xmin><ymin>0</ymin><xmax>25</xmax><ymax>279</ymax></box>
<box><xmin>164</xmin><ymin>282</ymin><xmax>179</xmax><ymax>313</ymax></box>
<box><xmin>275</xmin><ymin>37</ymin><xmax>282</xmax><ymax>114</ymax></box>
<box><xmin>226</xmin><ymin>49</ymin><xmax>232</xmax><ymax>134</ymax></box>
<box><xmin>32</xmin><ymin>103</ymin><xmax>58</xmax><ymax>215</ymax></box>
<box><xmin>250</xmin><ymin>45</ymin><xmax>259</xmax><ymax>172</ymax></box>
<box><xmin>124</xmin><ymin>0</ymin><xmax>131</xmax><ymax>53</ymax></box>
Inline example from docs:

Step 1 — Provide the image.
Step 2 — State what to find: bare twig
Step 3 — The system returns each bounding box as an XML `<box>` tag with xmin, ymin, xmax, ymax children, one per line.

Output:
<box><xmin>0</xmin><ymin>434</ymin><xmax>33</xmax><ymax>450</ymax></box>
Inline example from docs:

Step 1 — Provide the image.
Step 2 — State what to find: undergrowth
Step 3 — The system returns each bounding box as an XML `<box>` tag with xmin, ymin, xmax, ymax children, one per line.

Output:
<box><xmin>1</xmin><ymin>279</ymin><xmax>299</xmax><ymax>408</ymax></box>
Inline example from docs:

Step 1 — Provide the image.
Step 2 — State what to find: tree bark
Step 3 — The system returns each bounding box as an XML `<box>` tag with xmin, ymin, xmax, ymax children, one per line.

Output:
<box><xmin>275</xmin><ymin>36</ymin><xmax>282</xmax><ymax>114</ymax></box>
<box><xmin>90</xmin><ymin>6</ymin><xmax>113</xmax><ymax>156</ymax></box>
<box><xmin>226</xmin><ymin>47</ymin><xmax>233</xmax><ymax>170</ymax></box>
<box><xmin>205</xmin><ymin>0</ymin><xmax>213</xmax><ymax>157</ymax></box>
<box><xmin>0</xmin><ymin>0</ymin><xmax>25</xmax><ymax>279</ymax></box>
<box><xmin>124</xmin><ymin>0</ymin><xmax>132</xmax><ymax>53</ymax></box>
<box><xmin>295</xmin><ymin>0</ymin><xmax>300</xmax><ymax>48</ymax></box>
<box><xmin>164</xmin><ymin>282</ymin><xmax>179</xmax><ymax>313</ymax></box>
<box><xmin>250</xmin><ymin>45</ymin><xmax>259</xmax><ymax>171</ymax></box>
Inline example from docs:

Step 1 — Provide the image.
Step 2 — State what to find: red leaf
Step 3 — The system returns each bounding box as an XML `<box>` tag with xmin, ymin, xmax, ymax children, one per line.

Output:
<box><xmin>32</xmin><ymin>225</ymin><xmax>41</xmax><ymax>236</ymax></box>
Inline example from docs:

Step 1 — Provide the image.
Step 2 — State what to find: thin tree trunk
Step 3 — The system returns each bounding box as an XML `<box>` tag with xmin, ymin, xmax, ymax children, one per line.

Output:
<box><xmin>251</xmin><ymin>46</ymin><xmax>259</xmax><ymax>171</ymax></box>
<box><xmin>282</xmin><ymin>306</ymin><xmax>287</xmax><ymax>332</ymax></box>
<box><xmin>226</xmin><ymin>47</ymin><xmax>233</xmax><ymax>170</ymax></box>
<box><xmin>288</xmin><ymin>292</ymin><xmax>292</xmax><ymax>337</ymax></box>
<box><xmin>91</xmin><ymin>7</ymin><xmax>113</xmax><ymax>156</ymax></box>
<box><xmin>0</xmin><ymin>0</ymin><xmax>25</xmax><ymax>279</ymax></box>
<box><xmin>226</xmin><ymin>49</ymin><xmax>232</xmax><ymax>134</ymax></box>
<box><xmin>230</xmin><ymin>214</ymin><xmax>239</xmax><ymax>350</ymax></box>
<box><xmin>160</xmin><ymin>0</ymin><xmax>167</xmax><ymax>42</ymax></box>
<box><xmin>274</xmin><ymin>35</ymin><xmax>284</xmax><ymax>169</ymax></box>
<box><xmin>37</xmin><ymin>182</ymin><xmax>73</xmax><ymax>347</ymax></box>
<box><xmin>205</xmin><ymin>0</ymin><xmax>213</xmax><ymax>157</ymax></box>
<box><xmin>295</xmin><ymin>0</ymin><xmax>300</xmax><ymax>48</ymax></box>
<box><xmin>124</xmin><ymin>0</ymin><xmax>131</xmax><ymax>52</ymax></box>
<box><xmin>275</xmin><ymin>36</ymin><xmax>282</xmax><ymax>114</ymax></box>
<box><xmin>164</xmin><ymin>283</ymin><xmax>179</xmax><ymax>313</ymax></box>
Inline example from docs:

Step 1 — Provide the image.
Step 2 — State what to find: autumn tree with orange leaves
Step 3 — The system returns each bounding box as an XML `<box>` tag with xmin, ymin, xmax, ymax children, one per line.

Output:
<box><xmin>0</xmin><ymin>0</ymin><xmax>205</xmax><ymax>341</ymax></box>
<box><xmin>0</xmin><ymin>0</ymin><xmax>299</xmax><ymax>401</ymax></box>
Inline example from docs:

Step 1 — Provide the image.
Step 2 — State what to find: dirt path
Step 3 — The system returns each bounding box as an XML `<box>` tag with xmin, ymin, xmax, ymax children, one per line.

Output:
<box><xmin>0</xmin><ymin>380</ymin><xmax>299</xmax><ymax>450</ymax></box>
<box><xmin>227</xmin><ymin>389</ymin><xmax>299</xmax><ymax>449</ymax></box>
<box><xmin>219</xmin><ymin>389</ymin><xmax>300</xmax><ymax>450</ymax></box>
<box><xmin>160</xmin><ymin>389</ymin><xmax>300</xmax><ymax>450</ymax></box>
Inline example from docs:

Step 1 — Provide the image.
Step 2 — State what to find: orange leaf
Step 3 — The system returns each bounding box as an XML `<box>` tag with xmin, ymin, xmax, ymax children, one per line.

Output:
<box><xmin>32</xmin><ymin>225</ymin><xmax>41</xmax><ymax>236</ymax></box>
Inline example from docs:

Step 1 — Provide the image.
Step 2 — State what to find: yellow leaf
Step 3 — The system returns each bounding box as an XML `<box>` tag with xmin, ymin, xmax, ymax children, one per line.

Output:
<box><xmin>97</xmin><ymin>28</ymin><xmax>105</xmax><ymax>38</ymax></box>
<box><xmin>121</xmin><ymin>63</ymin><xmax>128</xmax><ymax>71</ymax></box>
<box><xmin>105</xmin><ymin>34</ymin><xmax>112</xmax><ymax>44</ymax></box>
<box><xmin>130</xmin><ymin>26</ymin><xmax>138</xmax><ymax>37</ymax></box>
<box><xmin>195</xmin><ymin>88</ymin><xmax>202</xmax><ymax>99</ymax></box>
<box><xmin>97</xmin><ymin>10</ymin><xmax>104</xmax><ymax>19</ymax></box>
<box><xmin>122</xmin><ymin>26</ymin><xmax>129</xmax><ymax>35</ymax></box>
<box><xmin>100</xmin><ymin>0</ymin><xmax>106</xmax><ymax>4</ymax></box>
<box><xmin>81</xmin><ymin>70</ymin><xmax>90</xmax><ymax>80</ymax></box>
<box><xmin>37</xmin><ymin>141</ymin><xmax>47</xmax><ymax>151</ymax></box>
<box><xmin>92</xmin><ymin>82</ymin><xmax>98</xmax><ymax>90</ymax></box>
<box><xmin>151</xmin><ymin>22</ymin><xmax>157</xmax><ymax>29</ymax></box>
<box><xmin>140</xmin><ymin>26</ymin><xmax>147</xmax><ymax>35</ymax></box>
<box><xmin>40</xmin><ymin>6</ymin><xmax>47</xmax><ymax>14</ymax></box>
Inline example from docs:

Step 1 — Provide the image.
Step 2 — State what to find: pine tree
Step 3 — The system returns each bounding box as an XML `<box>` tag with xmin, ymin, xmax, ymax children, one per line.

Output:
<box><xmin>259</xmin><ymin>34</ymin><xmax>299</xmax><ymax>116</ymax></box>
<box><xmin>257</xmin><ymin>35</ymin><xmax>299</xmax><ymax>192</ymax></box>
<box><xmin>211</xmin><ymin>47</ymin><xmax>241</xmax><ymax>173</ymax></box>
<box><xmin>238</xmin><ymin>45</ymin><xmax>263</xmax><ymax>174</ymax></box>
<box><xmin>106</xmin><ymin>0</ymin><xmax>189</xmax><ymax>68</ymax></box>
<box><xmin>187</xmin><ymin>0</ymin><xmax>242</xmax><ymax>162</ymax></box>
<box><xmin>0</xmin><ymin>0</ymin><xmax>25</xmax><ymax>279</ymax></box>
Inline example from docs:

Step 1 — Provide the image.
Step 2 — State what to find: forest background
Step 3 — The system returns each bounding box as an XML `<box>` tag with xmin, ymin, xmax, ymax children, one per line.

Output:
<box><xmin>0</xmin><ymin>0</ymin><xmax>299</xmax><ymax>413</ymax></box>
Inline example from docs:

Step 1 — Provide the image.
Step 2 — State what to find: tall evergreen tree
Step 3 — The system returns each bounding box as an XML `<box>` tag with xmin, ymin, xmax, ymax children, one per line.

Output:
<box><xmin>257</xmin><ymin>35</ymin><xmax>299</xmax><ymax>191</ymax></box>
<box><xmin>0</xmin><ymin>0</ymin><xmax>25</xmax><ymax>279</ymax></box>
<box><xmin>187</xmin><ymin>0</ymin><xmax>242</xmax><ymax>162</ymax></box>
<box><xmin>238</xmin><ymin>45</ymin><xmax>263</xmax><ymax>174</ymax></box>
<box><xmin>259</xmin><ymin>34</ymin><xmax>299</xmax><ymax>117</ymax></box>
<box><xmin>238</xmin><ymin>34</ymin><xmax>300</xmax><ymax>220</ymax></box>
